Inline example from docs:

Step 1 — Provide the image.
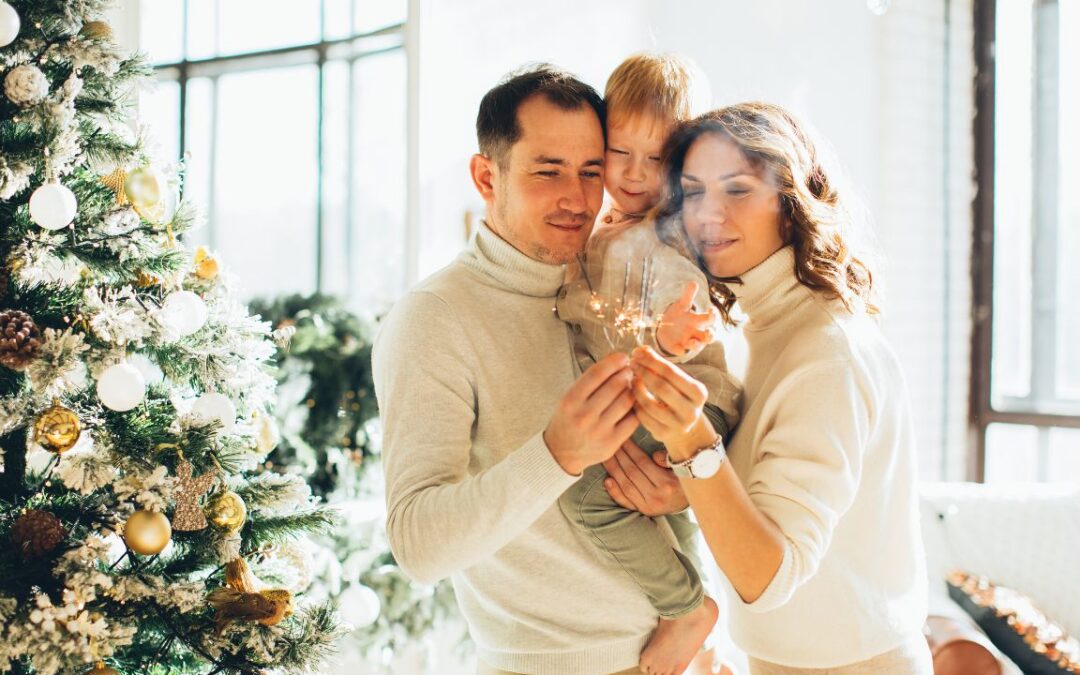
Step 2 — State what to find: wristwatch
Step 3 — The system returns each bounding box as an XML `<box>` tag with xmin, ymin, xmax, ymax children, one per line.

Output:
<box><xmin>669</xmin><ymin>435</ymin><xmax>726</xmax><ymax>479</ymax></box>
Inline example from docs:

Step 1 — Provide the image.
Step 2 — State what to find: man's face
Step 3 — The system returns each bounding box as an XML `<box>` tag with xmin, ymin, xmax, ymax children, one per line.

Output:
<box><xmin>479</xmin><ymin>95</ymin><xmax>605</xmax><ymax>264</ymax></box>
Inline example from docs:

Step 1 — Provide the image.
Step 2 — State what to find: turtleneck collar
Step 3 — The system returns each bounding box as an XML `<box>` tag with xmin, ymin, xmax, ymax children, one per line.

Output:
<box><xmin>729</xmin><ymin>246</ymin><xmax>808</xmax><ymax>328</ymax></box>
<box><xmin>461</xmin><ymin>220</ymin><xmax>567</xmax><ymax>298</ymax></box>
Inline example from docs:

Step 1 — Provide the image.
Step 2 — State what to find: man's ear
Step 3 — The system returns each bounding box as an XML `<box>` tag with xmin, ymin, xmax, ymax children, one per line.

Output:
<box><xmin>470</xmin><ymin>153</ymin><xmax>497</xmax><ymax>203</ymax></box>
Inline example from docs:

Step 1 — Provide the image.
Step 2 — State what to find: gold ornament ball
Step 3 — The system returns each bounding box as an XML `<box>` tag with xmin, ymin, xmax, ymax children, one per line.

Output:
<box><xmin>84</xmin><ymin>663</ymin><xmax>119</xmax><ymax>675</ymax></box>
<box><xmin>205</xmin><ymin>490</ymin><xmax>247</xmax><ymax>532</ymax></box>
<box><xmin>124</xmin><ymin>167</ymin><xmax>170</xmax><ymax>224</ymax></box>
<box><xmin>123</xmin><ymin>510</ymin><xmax>172</xmax><ymax>555</ymax></box>
<box><xmin>33</xmin><ymin>404</ymin><xmax>82</xmax><ymax>454</ymax></box>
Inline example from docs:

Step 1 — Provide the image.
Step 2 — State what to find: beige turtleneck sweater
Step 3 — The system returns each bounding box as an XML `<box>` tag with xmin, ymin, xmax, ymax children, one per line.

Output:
<box><xmin>372</xmin><ymin>222</ymin><xmax>657</xmax><ymax>674</ymax></box>
<box><xmin>722</xmin><ymin>246</ymin><xmax>928</xmax><ymax>668</ymax></box>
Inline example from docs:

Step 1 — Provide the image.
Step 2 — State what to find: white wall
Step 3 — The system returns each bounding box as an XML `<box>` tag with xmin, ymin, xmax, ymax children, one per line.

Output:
<box><xmin>415</xmin><ymin>0</ymin><xmax>974</xmax><ymax>479</ymax></box>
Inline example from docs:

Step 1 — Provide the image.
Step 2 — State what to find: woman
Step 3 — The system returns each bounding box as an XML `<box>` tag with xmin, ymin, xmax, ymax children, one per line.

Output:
<box><xmin>605</xmin><ymin>103</ymin><xmax>931</xmax><ymax>674</ymax></box>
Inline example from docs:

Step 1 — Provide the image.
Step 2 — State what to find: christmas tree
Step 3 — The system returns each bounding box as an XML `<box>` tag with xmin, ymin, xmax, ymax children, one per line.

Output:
<box><xmin>0</xmin><ymin>1</ymin><xmax>342</xmax><ymax>673</ymax></box>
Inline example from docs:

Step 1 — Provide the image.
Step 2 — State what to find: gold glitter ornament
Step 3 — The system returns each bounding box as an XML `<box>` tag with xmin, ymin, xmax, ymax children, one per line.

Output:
<box><xmin>205</xmin><ymin>490</ymin><xmax>247</xmax><ymax>532</ymax></box>
<box><xmin>172</xmin><ymin>460</ymin><xmax>218</xmax><ymax>531</ymax></box>
<box><xmin>122</xmin><ymin>509</ymin><xmax>171</xmax><ymax>555</ymax></box>
<box><xmin>80</xmin><ymin>21</ymin><xmax>114</xmax><ymax>41</ymax></box>
<box><xmin>207</xmin><ymin>587</ymin><xmax>294</xmax><ymax>634</ymax></box>
<box><xmin>33</xmin><ymin>402</ymin><xmax>81</xmax><ymax>454</ymax></box>
<box><xmin>100</xmin><ymin>168</ymin><xmax>128</xmax><ymax>205</ymax></box>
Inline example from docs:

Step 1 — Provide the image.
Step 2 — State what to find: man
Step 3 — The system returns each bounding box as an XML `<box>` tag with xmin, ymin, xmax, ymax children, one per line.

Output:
<box><xmin>372</xmin><ymin>65</ymin><xmax>659</xmax><ymax>674</ymax></box>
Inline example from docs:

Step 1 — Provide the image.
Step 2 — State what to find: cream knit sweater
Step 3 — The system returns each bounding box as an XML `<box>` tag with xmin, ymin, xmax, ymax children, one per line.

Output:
<box><xmin>721</xmin><ymin>246</ymin><xmax>928</xmax><ymax>668</ymax></box>
<box><xmin>372</xmin><ymin>222</ymin><xmax>657</xmax><ymax>674</ymax></box>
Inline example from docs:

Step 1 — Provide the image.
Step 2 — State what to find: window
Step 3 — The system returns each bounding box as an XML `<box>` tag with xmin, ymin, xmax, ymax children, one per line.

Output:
<box><xmin>972</xmin><ymin>0</ymin><xmax>1080</xmax><ymax>482</ymax></box>
<box><xmin>137</xmin><ymin>0</ymin><xmax>408</xmax><ymax>306</ymax></box>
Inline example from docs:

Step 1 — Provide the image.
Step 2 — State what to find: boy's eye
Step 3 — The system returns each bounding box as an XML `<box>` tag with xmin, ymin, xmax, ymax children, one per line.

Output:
<box><xmin>608</xmin><ymin>148</ymin><xmax>629</xmax><ymax>155</ymax></box>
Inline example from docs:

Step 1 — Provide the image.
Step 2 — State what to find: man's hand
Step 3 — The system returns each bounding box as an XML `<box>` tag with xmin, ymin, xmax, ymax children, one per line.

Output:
<box><xmin>655</xmin><ymin>282</ymin><xmax>716</xmax><ymax>358</ymax></box>
<box><xmin>544</xmin><ymin>352</ymin><xmax>639</xmax><ymax>476</ymax></box>
<box><xmin>602</xmin><ymin>440</ymin><xmax>689</xmax><ymax>516</ymax></box>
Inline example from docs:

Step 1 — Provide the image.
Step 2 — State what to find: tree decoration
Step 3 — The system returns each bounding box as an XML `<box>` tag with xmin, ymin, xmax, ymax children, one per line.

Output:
<box><xmin>205</xmin><ymin>489</ymin><xmax>247</xmax><ymax>532</ymax></box>
<box><xmin>32</xmin><ymin>401</ymin><xmax>82</xmax><ymax>454</ymax></box>
<box><xmin>171</xmin><ymin>459</ymin><xmax>217</xmax><ymax>531</ymax></box>
<box><xmin>96</xmin><ymin>362</ymin><xmax>146</xmax><ymax>411</ymax></box>
<box><xmin>10</xmin><ymin>509</ymin><xmax>67</xmax><ymax>559</ymax></box>
<box><xmin>122</xmin><ymin>510</ymin><xmax>171</xmax><ymax>556</ymax></box>
<box><xmin>4</xmin><ymin>64</ymin><xmax>48</xmax><ymax>108</ymax></box>
<box><xmin>0</xmin><ymin>1</ymin><xmax>20</xmax><ymax>48</ymax></box>
<box><xmin>0</xmin><ymin>308</ymin><xmax>42</xmax><ymax>370</ymax></box>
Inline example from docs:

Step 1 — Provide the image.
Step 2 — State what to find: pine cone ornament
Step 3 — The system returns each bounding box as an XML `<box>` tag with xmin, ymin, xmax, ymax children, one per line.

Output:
<box><xmin>11</xmin><ymin>509</ymin><xmax>67</xmax><ymax>558</ymax></box>
<box><xmin>4</xmin><ymin>64</ymin><xmax>49</xmax><ymax>108</ymax></box>
<box><xmin>0</xmin><ymin>309</ymin><xmax>41</xmax><ymax>370</ymax></box>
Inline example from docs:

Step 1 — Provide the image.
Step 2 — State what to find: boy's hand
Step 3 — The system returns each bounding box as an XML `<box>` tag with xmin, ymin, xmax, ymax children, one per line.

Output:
<box><xmin>655</xmin><ymin>282</ymin><xmax>716</xmax><ymax>358</ymax></box>
<box><xmin>544</xmin><ymin>353</ymin><xmax>639</xmax><ymax>476</ymax></box>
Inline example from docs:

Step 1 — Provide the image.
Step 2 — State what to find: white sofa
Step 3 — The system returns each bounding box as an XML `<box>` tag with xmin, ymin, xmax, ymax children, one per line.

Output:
<box><xmin>919</xmin><ymin>481</ymin><xmax>1080</xmax><ymax>674</ymax></box>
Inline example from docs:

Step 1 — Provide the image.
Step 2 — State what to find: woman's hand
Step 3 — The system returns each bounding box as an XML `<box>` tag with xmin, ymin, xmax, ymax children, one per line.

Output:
<box><xmin>602</xmin><ymin>440</ymin><xmax>689</xmax><ymax>516</ymax></box>
<box><xmin>629</xmin><ymin>345</ymin><xmax>712</xmax><ymax>454</ymax></box>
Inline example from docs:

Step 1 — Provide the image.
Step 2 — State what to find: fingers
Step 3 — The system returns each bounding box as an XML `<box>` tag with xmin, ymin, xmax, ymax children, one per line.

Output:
<box><xmin>596</xmin><ymin>389</ymin><xmax>635</xmax><ymax>430</ymax></box>
<box><xmin>611</xmin><ymin>451</ymin><xmax>649</xmax><ymax>506</ymax></box>
<box><xmin>567</xmin><ymin>352</ymin><xmax>631</xmax><ymax>407</ymax></box>
<box><xmin>635</xmin><ymin>367</ymin><xmax>697</xmax><ymax>426</ymax></box>
<box><xmin>603</xmin><ymin>473</ymin><xmax>636</xmax><ymax>511</ymax></box>
<box><xmin>674</xmin><ymin>281</ymin><xmax>699</xmax><ymax>311</ymax></box>
<box><xmin>623</xmin><ymin>439</ymin><xmax>671</xmax><ymax>482</ymax></box>
<box><xmin>614</xmin><ymin>442</ymin><xmax>656</xmax><ymax>490</ymax></box>
<box><xmin>632</xmin><ymin>346</ymin><xmax>708</xmax><ymax>406</ymax></box>
<box><xmin>584</xmin><ymin>366</ymin><xmax>634</xmax><ymax>420</ymax></box>
<box><xmin>652</xmin><ymin>451</ymin><xmax>670</xmax><ymax>468</ymax></box>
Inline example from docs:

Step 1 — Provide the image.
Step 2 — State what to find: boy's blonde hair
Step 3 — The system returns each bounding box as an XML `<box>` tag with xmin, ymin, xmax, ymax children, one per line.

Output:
<box><xmin>604</xmin><ymin>52</ymin><xmax>710</xmax><ymax>126</ymax></box>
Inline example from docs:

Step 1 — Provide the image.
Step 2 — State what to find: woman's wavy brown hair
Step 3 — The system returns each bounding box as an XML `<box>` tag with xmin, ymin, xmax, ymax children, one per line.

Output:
<box><xmin>653</xmin><ymin>102</ymin><xmax>878</xmax><ymax>325</ymax></box>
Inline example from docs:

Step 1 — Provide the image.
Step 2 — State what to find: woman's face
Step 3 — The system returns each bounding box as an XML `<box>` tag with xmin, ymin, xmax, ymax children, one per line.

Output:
<box><xmin>679</xmin><ymin>133</ymin><xmax>786</xmax><ymax>278</ymax></box>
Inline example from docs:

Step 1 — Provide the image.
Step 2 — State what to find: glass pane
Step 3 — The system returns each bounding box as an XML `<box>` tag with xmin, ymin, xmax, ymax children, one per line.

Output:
<box><xmin>354</xmin><ymin>0</ymin><xmax>406</xmax><ymax>33</ymax></box>
<box><xmin>213</xmin><ymin>67</ymin><xmax>320</xmax><ymax>297</ymax></box>
<box><xmin>1048</xmin><ymin>427</ymin><xmax>1080</xmax><ymax>483</ymax></box>
<box><xmin>139</xmin><ymin>0</ymin><xmax>184</xmax><ymax>65</ymax></box>
<box><xmin>324</xmin><ymin>0</ymin><xmax>353</xmax><ymax>40</ymax></box>
<box><xmin>991</xmin><ymin>0</ymin><xmax>1034</xmax><ymax>404</ymax></box>
<box><xmin>139</xmin><ymin>80</ymin><xmax>181</xmax><ymax>163</ymax></box>
<box><xmin>984</xmin><ymin>423</ymin><xmax>1038</xmax><ymax>484</ymax></box>
<box><xmin>182</xmin><ymin>78</ymin><xmax>215</xmax><ymax>250</ymax></box>
<box><xmin>217</xmin><ymin>0</ymin><xmax>321</xmax><ymax>56</ymax></box>
<box><xmin>185</xmin><ymin>0</ymin><xmax>216</xmax><ymax>60</ymax></box>
<box><xmin>351</xmin><ymin>49</ymin><xmax>407</xmax><ymax>309</ymax></box>
<box><xmin>320</xmin><ymin>61</ymin><xmax>351</xmax><ymax>295</ymax></box>
<box><xmin>1057</xmin><ymin>0</ymin><xmax>1080</xmax><ymax>401</ymax></box>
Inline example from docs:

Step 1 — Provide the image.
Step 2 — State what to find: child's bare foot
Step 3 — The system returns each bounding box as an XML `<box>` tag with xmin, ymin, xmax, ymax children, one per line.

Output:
<box><xmin>639</xmin><ymin>595</ymin><xmax>718</xmax><ymax>675</ymax></box>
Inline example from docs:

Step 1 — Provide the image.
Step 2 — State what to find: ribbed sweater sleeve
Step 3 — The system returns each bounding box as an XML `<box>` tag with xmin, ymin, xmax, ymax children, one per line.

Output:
<box><xmin>741</xmin><ymin>359</ymin><xmax>873</xmax><ymax>612</ymax></box>
<box><xmin>372</xmin><ymin>289</ymin><xmax>578</xmax><ymax>584</ymax></box>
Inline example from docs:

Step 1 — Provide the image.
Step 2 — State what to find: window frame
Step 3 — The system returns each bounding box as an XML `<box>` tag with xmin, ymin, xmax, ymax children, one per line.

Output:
<box><xmin>970</xmin><ymin>0</ymin><xmax>1080</xmax><ymax>482</ymax></box>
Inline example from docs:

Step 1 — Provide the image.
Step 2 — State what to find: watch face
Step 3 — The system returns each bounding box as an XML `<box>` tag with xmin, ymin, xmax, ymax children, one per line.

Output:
<box><xmin>691</xmin><ymin>450</ymin><xmax>722</xmax><ymax>478</ymax></box>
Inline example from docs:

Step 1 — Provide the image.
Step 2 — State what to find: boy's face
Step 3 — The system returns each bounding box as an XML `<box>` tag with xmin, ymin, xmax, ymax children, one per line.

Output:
<box><xmin>604</xmin><ymin>114</ymin><xmax>670</xmax><ymax>215</ymax></box>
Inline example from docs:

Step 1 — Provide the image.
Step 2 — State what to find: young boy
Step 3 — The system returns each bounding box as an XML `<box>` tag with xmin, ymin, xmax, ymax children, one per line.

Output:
<box><xmin>555</xmin><ymin>53</ymin><xmax>742</xmax><ymax>675</ymax></box>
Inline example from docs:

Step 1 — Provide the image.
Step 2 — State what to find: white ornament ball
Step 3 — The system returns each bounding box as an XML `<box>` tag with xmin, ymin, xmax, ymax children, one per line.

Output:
<box><xmin>192</xmin><ymin>392</ymin><xmax>236</xmax><ymax>434</ymax></box>
<box><xmin>338</xmin><ymin>584</ymin><xmax>381</xmax><ymax>629</ymax></box>
<box><xmin>4</xmin><ymin>63</ymin><xmax>48</xmax><ymax>108</ymax></box>
<box><xmin>0</xmin><ymin>1</ymin><xmax>19</xmax><ymax>48</ymax></box>
<box><xmin>97</xmin><ymin>362</ymin><xmax>146</xmax><ymax>412</ymax></box>
<box><xmin>160</xmin><ymin>290</ymin><xmax>208</xmax><ymax>337</ymax></box>
<box><xmin>254</xmin><ymin>413</ymin><xmax>280</xmax><ymax>454</ymax></box>
<box><xmin>29</xmin><ymin>182</ymin><xmax>78</xmax><ymax>231</ymax></box>
<box><xmin>128</xmin><ymin>353</ymin><xmax>165</xmax><ymax>385</ymax></box>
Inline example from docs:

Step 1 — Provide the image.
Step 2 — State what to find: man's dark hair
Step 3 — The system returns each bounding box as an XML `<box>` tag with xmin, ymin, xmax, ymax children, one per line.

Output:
<box><xmin>476</xmin><ymin>63</ymin><xmax>605</xmax><ymax>168</ymax></box>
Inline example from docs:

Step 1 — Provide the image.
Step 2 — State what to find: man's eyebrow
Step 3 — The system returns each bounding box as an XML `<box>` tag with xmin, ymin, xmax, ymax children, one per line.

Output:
<box><xmin>584</xmin><ymin>158</ymin><xmax>604</xmax><ymax>167</ymax></box>
<box><xmin>532</xmin><ymin>156</ymin><xmax>567</xmax><ymax>165</ymax></box>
